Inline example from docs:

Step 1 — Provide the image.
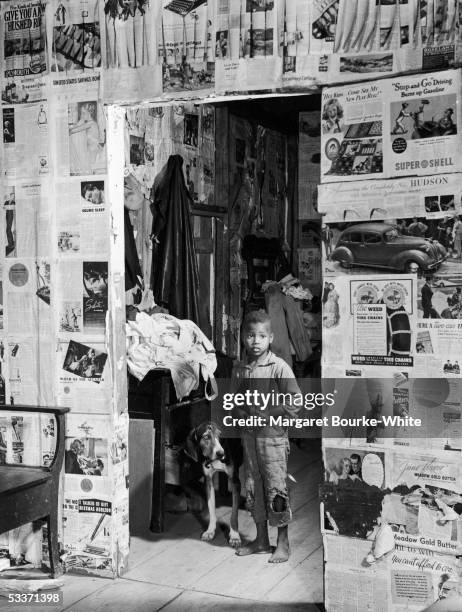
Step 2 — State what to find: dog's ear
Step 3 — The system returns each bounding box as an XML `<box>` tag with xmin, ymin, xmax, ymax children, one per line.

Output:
<box><xmin>184</xmin><ymin>428</ymin><xmax>199</xmax><ymax>462</ymax></box>
<box><xmin>210</xmin><ymin>422</ymin><xmax>222</xmax><ymax>439</ymax></box>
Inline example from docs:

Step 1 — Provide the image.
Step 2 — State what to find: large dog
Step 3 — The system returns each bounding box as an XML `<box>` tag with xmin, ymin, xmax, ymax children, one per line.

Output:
<box><xmin>184</xmin><ymin>422</ymin><xmax>242</xmax><ymax>548</ymax></box>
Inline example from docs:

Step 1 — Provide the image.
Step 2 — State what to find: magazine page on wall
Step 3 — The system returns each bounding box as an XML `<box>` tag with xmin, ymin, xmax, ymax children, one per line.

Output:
<box><xmin>46</xmin><ymin>0</ymin><xmax>102</xmax><ymax>94</ymax></box>
<box><xmin>319</xmin><ymin>176</ymin><xmax>462</xmax><ymax>378</ymax></box>
<box><xmin>215</xmin><ymin>0</ymin><xmax>283</xmax><ymax>94</ymax></box>
<box><xmin>323</xmin><ymin>532</ymin><xmax>461</xmax><ymax>612</ymax></box>
<box><xmin>100</xmin><ymin>0</ymin><xmax>162</xmax><ymax>102</ymax></box>
<box><xmin>280</xmin><ymin>0</ymin><xmax>460</xmax><ymax>91</ymax></box>
<box><xmin>2</xmin><ymin>102</ymin><xmax>50</xmax><ymax>179</ymax></box>
<box><xmin>0</xmin><ymin>0</ymin><xmax>48</xmax><ymax>103</ymax></box>
<box><xmin>321</xmin><ymin>273</ymin><xmax>417</xmax><ymax>378</ymax></box>
<box><xmin>320</xmin><ymin>79</ymin><xmax>385</xmax><ymax>183</ymax></box>
<box><xmin>322</xmin><ymin>376</ymin><xmax>461</xmax><ymax>453</ymax></box>
<box><xmin>320</xmin><ymin>70</ymin><xmax>462</xmax><ymax>184</ymax></box>
<box><xmin>280</xmin><ymin>0</ymin><xmax>332</xmax><ymax>91</ymax></box>
<box><xmin>53</xmin><ymin>94</ymin><xmax>107</xmax><ymax>178</ymax></box>
<box><xmin>159</xmin><ymin>0</ymin><xmax>215</xmax><ymax>98</ymax></box>
<box><xmin>63</xmin><ymin>413</ymin><xmax>113</xmax><ymax>576</ymax></box>
<box><xmin>383</xmin><ymin>69</ymin><xmax>462</xmax><ymax>178</ymax></box>
<box><xmin>324</xmin><ymin>0</ymin><xmax>424</xmax><ymax>83</ymax></box>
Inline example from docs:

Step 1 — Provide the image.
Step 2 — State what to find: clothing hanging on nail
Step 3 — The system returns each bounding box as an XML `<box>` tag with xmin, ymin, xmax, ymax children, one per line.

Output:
<box><xmin>150</xmin><ymin>154</ymin><xmax>200</xmax><ymax>324</ymax></box>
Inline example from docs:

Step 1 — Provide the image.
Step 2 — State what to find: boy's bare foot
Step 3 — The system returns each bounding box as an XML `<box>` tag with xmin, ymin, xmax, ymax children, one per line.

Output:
<box><xmin>236</xmin><ymin>521</ymin><xmax>271</xmax><ymax>556</ymax></box>
<box><xmin>235</xmin><ymin>540</ymin><xmax>272</xmax><ymax>556</ymax></box>
<box><xmin>269</xmin><ymin>526</ymin><xmax>289</xmax><ymax>563</ymax></box>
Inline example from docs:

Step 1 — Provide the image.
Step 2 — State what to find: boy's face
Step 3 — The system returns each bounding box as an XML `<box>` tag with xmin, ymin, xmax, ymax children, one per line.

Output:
<box><xmin>243</xmin><ymin>322</ymin><xmax>273</xmax><ymax>359</ymax></box>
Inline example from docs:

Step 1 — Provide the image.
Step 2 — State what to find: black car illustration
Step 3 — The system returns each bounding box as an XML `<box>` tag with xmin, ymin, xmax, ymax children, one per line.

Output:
<box><xmin>331</xmin><ymin>223</ymin><xmax>447</xmax><ymax>273</ymax></box>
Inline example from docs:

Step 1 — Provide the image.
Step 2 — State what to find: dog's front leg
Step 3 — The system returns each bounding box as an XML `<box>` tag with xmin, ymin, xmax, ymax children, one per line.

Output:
<box><xmin>201</xmin><ymin>473</ymin><xmax>216</xmax><ymax>542</ymax></box>
<box><xmin>229</xmin><ymin>478</ymin><xmax>241</xmax><ymax>548</ymax></box>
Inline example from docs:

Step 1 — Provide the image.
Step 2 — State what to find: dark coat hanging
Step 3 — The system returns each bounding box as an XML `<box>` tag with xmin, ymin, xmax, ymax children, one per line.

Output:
<box><xmin>124</xmin><ymin>208</ymin><xmax>143</xmax><ymax>299</ymax></box>
<box><xmin>150</xmin><ymin>154</ymin><xmax>200</xmax><ymax>324</ymax></box>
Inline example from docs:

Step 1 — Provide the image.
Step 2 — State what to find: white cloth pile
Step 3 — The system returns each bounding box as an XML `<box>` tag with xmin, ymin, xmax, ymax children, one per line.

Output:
<box><xmin>126</xmin><ymin>313</ymin><xmax>218</xmax><ymax>401</ymax></box>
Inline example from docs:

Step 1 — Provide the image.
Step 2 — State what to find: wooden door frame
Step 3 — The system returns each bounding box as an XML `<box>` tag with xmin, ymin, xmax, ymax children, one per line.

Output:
<box><xmin>192</xmin><ymin>205</ymin><xmax>227</xmax><ymax>351</ymax></box>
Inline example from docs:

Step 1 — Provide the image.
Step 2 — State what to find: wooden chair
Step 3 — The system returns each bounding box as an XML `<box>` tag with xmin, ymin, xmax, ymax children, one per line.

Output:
<box><xmin>0</xmin><ymin>405</ymin><xmax>69</xmax><ymax>577</ymax></box>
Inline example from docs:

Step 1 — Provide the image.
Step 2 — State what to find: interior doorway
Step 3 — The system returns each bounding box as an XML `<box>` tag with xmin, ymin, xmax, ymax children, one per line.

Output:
<box><xmin>125</xmin><ymin>92</ymin><xmax>324</xmax><ymax>608</ymax></box>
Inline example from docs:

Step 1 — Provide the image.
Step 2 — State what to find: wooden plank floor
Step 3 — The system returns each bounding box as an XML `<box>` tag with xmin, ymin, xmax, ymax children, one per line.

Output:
<box><xmin>5</xmin><ymin>441</ymin><xmax>323</xmax><ymax>612</ymax></box>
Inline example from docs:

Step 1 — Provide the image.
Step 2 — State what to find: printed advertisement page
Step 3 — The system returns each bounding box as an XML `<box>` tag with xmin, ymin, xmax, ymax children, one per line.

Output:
<box><xmin>3</xmin><ymin>179</ymin><xmax>52</xmax><ymax>260</ymax></box>
<box><xmin>63</xmin><ymin>413</ymin><xmax>113</xmax><ymax>571</ymax></box>
<box><xmin>5</xmin><ymin>258</ymin><xmax>52</xmax><ymax>339</ymax></box>
<box><xmin>320</xmin><ymin>185</ymin><xmax>462</xmax><ymax>377</ymax></box>
<box><xmin>48</xmin><ymin>0</ymin><xmax>102</xmax><ymax>80</ymax></box>
<box><xmin>383</xmin><ymin>69</ymin><xmax>462</xmax><ymax>178</ymax></box>
<box><xmin>281</xmin><ymin>0</ymin><xmax>327</xmax><ymax>90</ymax></box>
<box><xmin>325</xmin><ymin>562</ymin><xmax>389</xmax><ymax>612</ymax></box>
<box><xmin>58</xmin><ymin>338</ymin><xmax>108</xmax><ymax>389</ymax></box>
<box><xmin>390</xmin><ymin>448</ymin><xmax>462</xmax><ymax>494</ymax></box>
<box><xmin>0</xmin><ymin>411</ymin><xmax>41</xmax><ymax>465</ymax></box>
<box><xmin>159</xmin><ymin>0</ymin><xmax>214</xmax><ymax>97</ymax></box>
<box><xmin>321</xmin><ymin>70</ymin><xmax>462</xmax><ymax>183</ymax></box>
<box><xmin>55</xmin><ymin>259</ymin><xmax>108</xmax><ymax>339</ymax></box>
<box><xmin>318</xmin><ymin>173</ymin><xmax>462</xmax><ymax>225</ymax></box>
<box><xmin>55</xmin><ymin>178</ymin><xmax>109</xmax><ymax>259</ymax></box>
<box><xmin>65</xmin><ymin>413</ymin><xmax>111</xmax><ymax>482</ymax></box>
<box><xmin>323</xmin><ymin>533</ymin><xmax>462</xmax><ymax>611</ymax></box>
<box><xmin>322</xmin><ymin>274</ymin><xmax>417</xmax><ymax>377</ymax></box>
<box><xmin>101</xmin><ymin>0</ymin><xmax>162</xmax><ymax>102</ymax></box>
<box><xmin>215</xmin><ymin>0</ymin><xmax>282</xmax><ymax>94</ymax></box>
<box><xmin>390</xmin><ymin>544</ymin><xmax>461</xmax><ymax>611</ymax></box>
<box><xmin>392</xmin><ymin>378</ymin><xmax>462</xmax><ymax>453</ymax></box>
<box><xmin>320</xmin><ymin>80</ymin><xmax>384</xmax><ymax>183</ymax></box>
<box><xmin>2</xmin><ymin>103</ymin><xmax>50</xmax><ymax>179</ymax></box>
<box><xmin>53</xmin><ymin>93</ymin><xmax>107</xmax><ymax>178</ymax></box>
<box><xmin>63</xmin><ymin>495</ymin><xmax>113</xmax><ymax>576</ymax></box>
<box><xmin>1</xmin><ymin>0</ymin><xmax>47</xmax><ymax>103</ymax></box>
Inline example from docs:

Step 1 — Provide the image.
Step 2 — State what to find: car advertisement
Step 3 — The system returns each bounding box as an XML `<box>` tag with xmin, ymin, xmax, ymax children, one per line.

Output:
<box><xmin>321</xmin><ymin>179</ymin><xmax>462</xmax><ymax>378</ymax></box>
<box><xmin>321</xmin><ymin>69</ymin><xmax>462</xmax><ymax>183</ymax></box>
<box><xmin>323</xmin><ymin>220</ymin><xmax>449</xmax><ymax>279</ymax></box>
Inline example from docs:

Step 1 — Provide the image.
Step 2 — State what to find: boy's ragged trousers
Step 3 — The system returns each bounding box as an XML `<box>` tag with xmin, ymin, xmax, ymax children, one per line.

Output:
<box><xmin>242</xmin><ymin>434</ymin><xmax>292</xmax><ymax>527</ymax></box>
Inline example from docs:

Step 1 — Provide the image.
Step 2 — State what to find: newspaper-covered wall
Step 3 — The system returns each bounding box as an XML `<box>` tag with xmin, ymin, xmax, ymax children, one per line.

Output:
<box><xmin>320</xmin><ymin>69</ymin><xmax>462</xmax><ymax>610</ymax></box>
<box><xmin>298</xmin><ymin>111</ymin><xmax>322</xmax><ymax>343</ymax></box>
<box><xmin>124</xmin><ymin>102</ymin><xmax>216</xmax><ymax>292</ymax></box>
<box><xmin>0</xmin><ymin>1</ymin><xmax>128</xmax><ymax>578</ymax></box>
<box><xmin>321</xmin><ymin>377</ymin><xmax>462</xmax><ymax>610</ymax></box>
<box><xmin>125</xmin><ymin>103</ymin><xmax>215</xmax><ymax>207</ymax></box>
<box><xmin>3</xmin><ymin>1</ymin><xmax>462</xmax><ymax>105</ymax></box>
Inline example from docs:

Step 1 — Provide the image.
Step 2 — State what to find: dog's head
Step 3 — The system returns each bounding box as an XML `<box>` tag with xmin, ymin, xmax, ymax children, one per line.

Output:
<box><xmin>185</xmin><ymin>422</ymin><xmax>225</xmax><ymax>466</ymax></box>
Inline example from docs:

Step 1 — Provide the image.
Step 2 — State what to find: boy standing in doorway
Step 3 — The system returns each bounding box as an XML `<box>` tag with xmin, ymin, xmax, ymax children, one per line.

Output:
<box><xmin>232</xmin><ymin>310</ymin><xmax>302</xmax><ymax>563</ymax></box>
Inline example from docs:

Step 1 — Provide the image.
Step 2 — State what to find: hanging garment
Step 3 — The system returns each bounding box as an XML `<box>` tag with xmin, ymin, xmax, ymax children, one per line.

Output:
<box><xmin>126</xmin><ymin>312</ymin><xmax>217</xmax><ymax>401</ymax></box>
<box><xmin>265</xmin><ymin>284</ymin><xmax>312</xmax><ymax>367</ymax></box>
<box><xmin>124</xmin><ymin>208</ymin><xmax>143</xmax><ymax>299</ymax></box>
<box><xmin>150</xmin><ymin>155</ymin><xmax>200</xmax><ymax>324</ymax></box>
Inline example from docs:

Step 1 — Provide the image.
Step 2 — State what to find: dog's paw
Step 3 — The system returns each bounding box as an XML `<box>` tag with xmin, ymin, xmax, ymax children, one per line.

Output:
<box><xmin>201</xmin><ymin>529</ymin><xmax>216</xmax><ymax>542</ymax></box>
<box><xmin>229</xmin><ymin>530</ymin><xmax>241</xmax><ymax>548</ymax></box>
